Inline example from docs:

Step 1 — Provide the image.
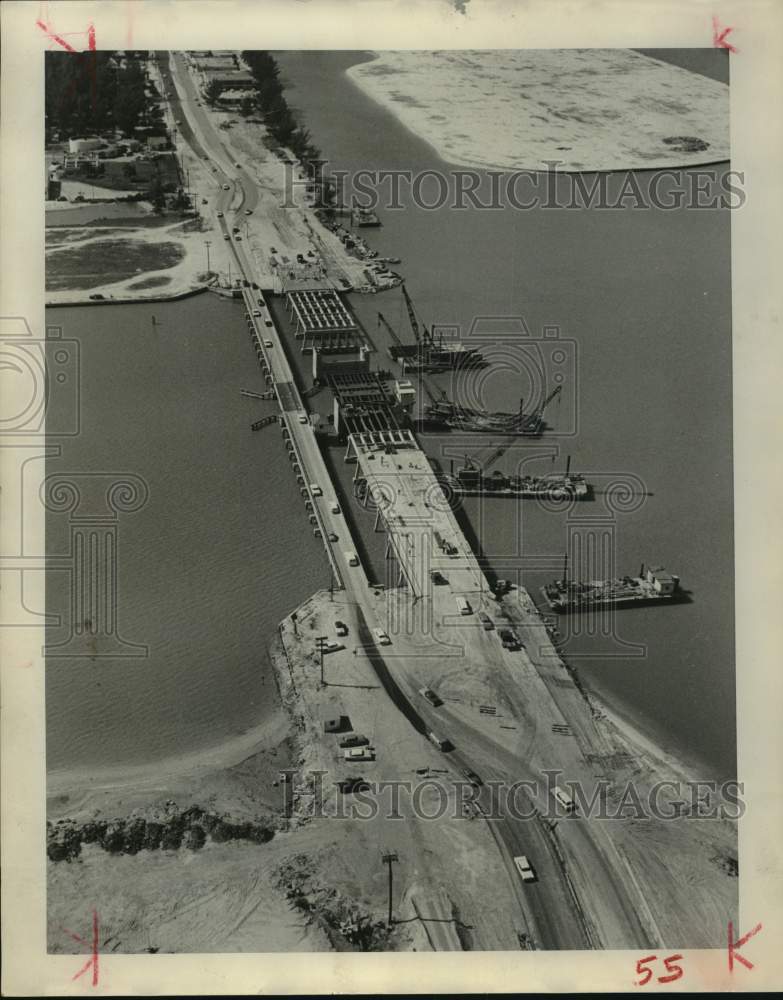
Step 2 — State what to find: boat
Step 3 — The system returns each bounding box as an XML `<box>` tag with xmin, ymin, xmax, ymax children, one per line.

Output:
<box><xmin>352</xmin><ymin>206</ymin><xmax>381</xmax><ymax>227</ymax></box>
<box><xmin>541</xmin><ymin>561</ymin><xmax>682</xmax><ymax>613</ymax></box>
<box><xmin>439</xmin><ymin>456</ymin><xmax>589</xmax><ymax>499</ymax></box>
<box><xmin>424</xmin><ymin>389</ymin><xmax>561</xmax><ymax>435</ymax></box>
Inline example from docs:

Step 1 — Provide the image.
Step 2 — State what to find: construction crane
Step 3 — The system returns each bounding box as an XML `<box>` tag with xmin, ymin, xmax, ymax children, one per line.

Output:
<box><xmin>401</xmin><ymin>282</ymin><xmax>436</xmax><ymax>347</ymax></box>
<box><xmin>521</xmin><ymin>385</ymin><xmax>562</xmax><ymax>431</ymax></box>
<box><xmin>377</xmin><ymin>311</ymin><xmax>404</xmax><ymax>349</ymax></box>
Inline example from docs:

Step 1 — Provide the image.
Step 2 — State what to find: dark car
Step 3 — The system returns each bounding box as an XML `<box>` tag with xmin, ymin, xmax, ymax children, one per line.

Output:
<box><xmin>460</xmin><ymin>767</ymin><xmax>483</xmax><ymax>788</ymax></box>
<box><xmin>419</xmin><ymin>687</ymin><xmax>443</xmax><ymax>708</ymax></box>
<box><xmin>430</xmin><ymin>570</ymin><xmax>448</xmax><ymax>585</ymax></box>
<box><xmin>337</xmin><ymin>777</ymin><xmax>370</xmax><ymax>794</ymax></box>
<box><xmin>500</xmin><ymin>629</ymin><xmax>521</xmax><ymax>650</ymax></box>
<box><xmin>339</xmin><ymin>734</ymin><xmax>369</xmax><ymax>749</ymax></box>
<box><xmin>88</xmin><ymin>293</ymin><xmax>105</xmax><ymax>300</ymax></box>
<box><xmin>335</xmin><ymin>620</ymin><xmax>349</xmax><ymax>637</ymax></box>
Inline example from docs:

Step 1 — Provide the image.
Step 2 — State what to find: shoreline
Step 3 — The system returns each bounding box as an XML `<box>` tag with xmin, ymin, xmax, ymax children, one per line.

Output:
<box><xmin>47</xmin><ymin>707</ymin><xmax>290</xmax><ymax>804</ymax></box>
<box><xmin>345</xmin><ymin>50</ymin><xmax>730</xmax><ymax>174</ymax></box>
<box><xmin>47</xmin><ymin>590</ymin><xmax>710</xmax><ymax>813</ymax></box>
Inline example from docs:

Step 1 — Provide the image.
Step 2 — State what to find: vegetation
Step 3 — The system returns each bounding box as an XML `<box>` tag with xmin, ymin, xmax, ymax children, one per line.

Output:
<box><xmin>204</xmin><ymin>79</ymin><xmax>224</xmax><ymax>105</ymax></box>
<box><xmin>45</xmin><ymin>51</ymin><xmax>152</xmax><ymax>140</ymax></box>
<box><xmin>46</xmin><ymin>806</ymin><xmax>277</xmax><ymax>862</ymax></box>
<box><xmin>240</xmin><ymin>51</ymin><xmax>326</xmax><ymax>185</ymax></box>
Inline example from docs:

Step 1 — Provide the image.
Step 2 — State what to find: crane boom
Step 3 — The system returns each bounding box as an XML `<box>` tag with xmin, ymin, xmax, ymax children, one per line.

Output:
<box><xmin>401</xmin><ymin>283</ymin><xmax>423</xmax><ymax>345</ymax></box>
<box><xmin>539</xmin><ymin>385</ymin><xmax>562</xmax><ymax>414</ymax></box>
<box><xmin>377</xmin><ymin>311</ymin><xmax>403</xmax><ymax>348</ymax></box>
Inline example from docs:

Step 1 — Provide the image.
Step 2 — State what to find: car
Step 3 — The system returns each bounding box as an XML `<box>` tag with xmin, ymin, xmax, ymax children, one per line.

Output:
<box><xmin>264</xmin><ymin>320</ymin><xmax>273</xmax><ymax>328</ymax></box>
<box><xmin>223</xmin><ymin>233</ymin><xmax>230</xmax><ymax>240</ymax></box>
<box><xmin>216</xmin><ymin>211</ymin><xmax>223</xmax><ymax>218</ymax></box>
<box><xmin>327</xmin><ymin>532</ymin><xmax>338</xmax><ymax>543</ymax></box>
<box><xmin>235</xmin><ymin>161</ymin><xmax>241</xmax><ymax>168</ymax></box>
<box><xmin>344</xmin><ymin>746</ymin><xmax>375</xmax><ymax>762</ymax></box>
<box><xmin>419</xmin><ymin>687</ymin><xmax>443</xmax><ymax>707</ymax></box>
<box><xmin>88</xmin><ymin>293</ymin><xmax>105</xmax><ymax>301</ymax></box>
<box><xmin>222</xmin><ymin>183</ymin><xmax>230</xmax><ymax>190</ymax></box>
<box><xmin>500</xmin><ymin>628</ymin><xmax>520</xmax><ymax>650</ymax></box>
<box><xmin>201</xmin><ymin>198</ymin><xmax>208</xmax><ymax>205</ymax></box>
<box><xmin>175</xmin><ymin>119</ymin><xmax>182</xmax><ymax>125</ymax></box>
<box><xmin>478</xmin><ymin>611</ymin><xmax>494</xmax><ymax>630</ymax></box>
<box><xmin>309</xmin><ymin>484</ymin><xmax>322</xmax><ymax>497</ymax></box>
<box><xmin>298</xmin><ymin>414</ymin><xmax>308</xmax><ymax>424</ymax></box>
<box><xmin>430</xmin><ymin>571</ymin><xmax>448</xmax><ymax>585</ymax></box>
<box><xmin>270</xmin><ymin>246</ymin><xmax>278</xmax><ymax>253</ymax></box>
<box><xmin>460</xmin><ymin>767</ymin><xmax>483</xmax><ymax>787</ymax></box>
<box><xmin>235</xmin><ymin>235</ymin><xmax>242</xmax><ymax>241</ymax></box>
<box><xmin>335</xmin><ymin>620</ymin><xmax>348</xmax><ymax>637</ymax></box>
<box><xmin>339</xmin><ymin>734</ymin><xmax>369</xmax><ymax>749</ymax></box>
<box><xmin>330</xmin><ymin>502</ymin><xmax>341</xmax><ymax>515</ymax></box>
<box><xmin>244</xmin><ymin>209</ymin><xmax>253</xmax><ymax>215</ymax></box>
<box><xmin>252</xmin><ymin>309</ymin><xmax>262</xmax><ymax>317</ymax></box>
<box><xmin>263</xmin><ymin>340</ymin><xmax>273</xmax><ymax>348</ymax></box>
<box><xmin>321</xmin><ymin>640</ymin><xmax>344</xmax><ymax>655</ymax></box>
<box><xmin>514</xmin><ymin>856</ymin><xmax>536</xmax><ymax>882</ymax></box>
<box><xmin>373</xmin><ymin>627</ymin><xmax>391</xmax><ymax>646</ymax></box>
<box><xmin>336</xmin><ymin>777</ymin><xmax>369</xmax><ymax>794</ymax></box>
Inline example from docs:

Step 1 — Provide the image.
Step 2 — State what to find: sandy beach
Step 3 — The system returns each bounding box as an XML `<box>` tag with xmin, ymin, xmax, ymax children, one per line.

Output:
<box><xmin>347</xmin><ymin>49</ymin><xmax>729</xmax><ymax>172</ymax></box>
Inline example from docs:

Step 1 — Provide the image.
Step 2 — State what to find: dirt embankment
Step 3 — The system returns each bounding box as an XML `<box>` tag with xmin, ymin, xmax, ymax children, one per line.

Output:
<box><xmin>275</xmin><ymin>853</ymin><xmax>391</xmax><ymax>951</ymax></box>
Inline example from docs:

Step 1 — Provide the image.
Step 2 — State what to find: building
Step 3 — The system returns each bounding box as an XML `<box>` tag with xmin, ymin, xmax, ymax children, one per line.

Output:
<box><xmin>68</xmin><ymin>137</ymin><xmax>103</xmax><ymax>154</ymax></box>
<box><xmin>146</xmin><ymin>134</ymin><xmax>169</xmax><ymax>150</ymax></box>
<box><xmin>199</xmin><ymin>68</ymin><xmax>254</xmax><ymax>95</ymax></box>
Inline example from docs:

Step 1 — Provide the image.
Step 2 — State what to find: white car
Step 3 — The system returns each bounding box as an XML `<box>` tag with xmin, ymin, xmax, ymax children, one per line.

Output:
<box><xmin>298</xmin><ymin>414</ymin><xmax>308</xmax><ymax>424</ymax></box>
<box><xmin>330</xmin><ymin>502</ymin><xmax>341</xmax><ymax>515</ymax></box>
<box><xmin>222</xmin><ymin>183</ymin><xmax>230</xmax><ymax>190</ymax></box>
<box><xmin>514</xmin><ymin>856</ymin><xmax>536</xmax><ymax>882</ymax></box>
<box><xmin>252</xmin><ymin>309</ymin><xmax>262</xmax><ymax>317</ymax></box>
<box><xmin>373</xmin><ymin>627</ymin><xmax>391</xmax><ymax>646</ymax></box>
<box><xmin>309</xmin><ymin>484</ymin><xmax>322</xmax><ymax>497</ymax></box>
<box><xmin>216</xmin><ymin>211</ymin><xmax>223</xmax><ymax>218</ymax></box>
<box><xmin>344</xmin><ymin>746</ymin><xmax>375</xmax><ymax>762</ymax></box>
<box><xmin>321</xmin><ymin>640</ymin><xmax>345</xmax><ymax>655</ymax></box>
<box><xmin>263</xmin><ymin>340</ymin><xmax>273</xmax><ymax>348</ymax></box>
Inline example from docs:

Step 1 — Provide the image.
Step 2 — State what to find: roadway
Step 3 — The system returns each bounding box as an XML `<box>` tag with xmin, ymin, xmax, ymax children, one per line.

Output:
<box><xmin>162</xmin><ymin>50</ymin><xmax>652</xmax><ymax>952</ymax></box>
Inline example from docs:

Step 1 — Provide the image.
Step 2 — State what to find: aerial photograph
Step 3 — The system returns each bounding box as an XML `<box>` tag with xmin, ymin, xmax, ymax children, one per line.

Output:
<box><xmin>44</xmin><ymin>47</ymin><xmax>738</xmax><ymax>953</ymax></box>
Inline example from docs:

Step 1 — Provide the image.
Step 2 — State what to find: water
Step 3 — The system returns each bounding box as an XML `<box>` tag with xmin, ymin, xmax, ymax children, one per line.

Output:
<box><xmin>45</xmin><ymin>294</ymin><xmax>328</xmax><ymax>770</ymax></box>
<box><xmin>276</xmin><ymin>50</ymin><xmax>735</xmax><ymax>781</ymax></box>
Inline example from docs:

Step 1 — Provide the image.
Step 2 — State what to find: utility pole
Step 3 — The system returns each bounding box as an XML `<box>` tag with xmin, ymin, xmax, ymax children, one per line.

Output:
<box><xmin>381</xmin><ymin>850</ymin><xmax>398</xmax><ymax>928</ymax></box>
<box><xmin>204</xmin><ymin>239</ymin><xmax>211</xmax><ymax>275</ymax></box>
<box><xmin>315</xmin><ymin>635</ymin><xmax>328</xmax><ymax>687</ymax></box>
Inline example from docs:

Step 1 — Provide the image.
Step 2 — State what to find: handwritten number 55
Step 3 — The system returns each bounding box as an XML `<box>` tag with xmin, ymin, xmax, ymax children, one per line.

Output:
<box><xmin>636</xmin><ymin>954</ymin><xmax>684</xmax><ymax>986</ymax></box>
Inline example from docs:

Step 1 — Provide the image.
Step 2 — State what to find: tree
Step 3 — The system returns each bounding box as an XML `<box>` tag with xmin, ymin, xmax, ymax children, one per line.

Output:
<box><xmin>147</xmin><ymin>173</ymin><xmax>166</xmax><ymax>212</ymax></box>
<box><xmin>204</xmin><ymin>79</ymin><xmax>224</xmax><ymax>104</ymax></box>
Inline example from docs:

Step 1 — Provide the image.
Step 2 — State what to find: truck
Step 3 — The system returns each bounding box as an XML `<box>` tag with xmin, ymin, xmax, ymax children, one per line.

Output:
<box><xmin>456</xmin><ymin>596</ymin><xmax>472</xmax><ymax>616</ymax></box>
<box><xmin>553</xmin><ymin>785</ymin><xmax>577</xmax><ymax>814</ymax></box>
<box><xmin>427</xmin><ymin>732</ymin><xmax>454</xmax><ymax>752</ymax></box>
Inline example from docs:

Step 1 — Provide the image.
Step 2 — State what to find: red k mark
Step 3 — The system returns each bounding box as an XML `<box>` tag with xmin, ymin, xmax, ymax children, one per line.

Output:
<box><xmin>63</xmin><ymin>909</ymin><xmax>99</xmax><ymax>986</ymax></box>
<box><xmin>712</xmin><ymin>15</ymin><xmax>738</xmax><ymax>53</ymax></box>
<box><xmin>728</xmin><ymin>919</ymin><xmax>762</xmax><ymax>972</ymax></box>
<box><xmin>36</xmin><ymin>19</ymin><xmax>96</xmax><ymax>53</ymax></box>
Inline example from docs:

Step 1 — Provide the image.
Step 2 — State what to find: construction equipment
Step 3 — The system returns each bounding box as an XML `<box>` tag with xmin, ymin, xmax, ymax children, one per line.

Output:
<box><xmin>423</xmin><ymin>385</ymin><xmax>561</xmax><ymax>435</ymax></box>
